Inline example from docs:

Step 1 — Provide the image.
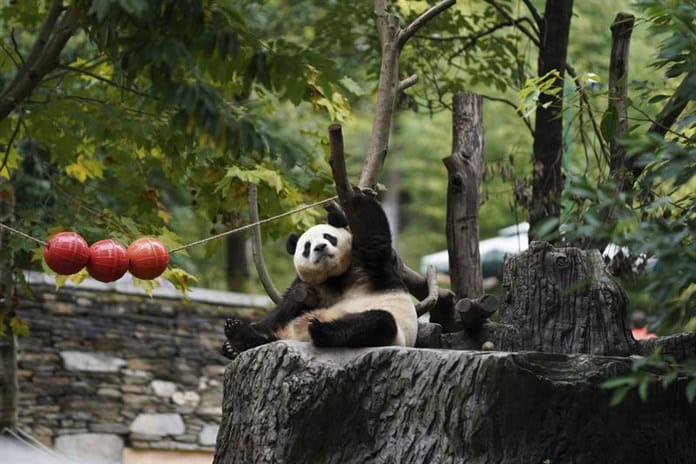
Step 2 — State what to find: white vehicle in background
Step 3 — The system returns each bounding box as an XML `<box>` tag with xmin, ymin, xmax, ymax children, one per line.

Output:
<box><xmin>420</xmin><ymin>222</ymin><xmax>632</xmax><ymax>289</ymax></box>
<box><xmin>420</xmin><ymin>223</ymin><xmax>529</xmax><ymax>289</ymax></box>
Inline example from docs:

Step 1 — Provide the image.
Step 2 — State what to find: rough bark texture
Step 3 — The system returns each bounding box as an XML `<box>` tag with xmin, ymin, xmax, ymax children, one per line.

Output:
<box><xmin>608</xmin><ymin>12</ymin><xmax>635</xmax><ymax>191</ymax></box>
<box><xmin>213</xmin><ymin>341</ymin><xmax>696</xmax><ymax>464</ymax></box>
<box><xmin>0</xmin><ymin>2</ymin><xmax>80</xmax><ymax>120</ymax></box>
<box><xmin>442</xmin><ymin>241</ymin><xmax>635</xmax><ymax>356</ymax></box>
<box><xmin>443</xmin><ymin>93</ymin><xmax>484</xmax><ymax>300</ymax></box>
<box><xmin>529</xmin><ymin>0</ymin><xmax>573</xmax><ymax>240</ymax></box>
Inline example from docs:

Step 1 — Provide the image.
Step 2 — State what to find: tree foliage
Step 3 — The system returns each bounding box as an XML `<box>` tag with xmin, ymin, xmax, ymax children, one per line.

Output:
<box><xmin>0</xmin><ymin>0</ymin><xmax>361</xmax><ymax>299</ymax></box>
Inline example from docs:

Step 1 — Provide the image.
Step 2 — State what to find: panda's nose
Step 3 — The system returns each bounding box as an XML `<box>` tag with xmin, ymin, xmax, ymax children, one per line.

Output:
<box><xmin>314</xmin><ymin>243</ymin><xmax>327</xmax><ymax>253</ymax></box>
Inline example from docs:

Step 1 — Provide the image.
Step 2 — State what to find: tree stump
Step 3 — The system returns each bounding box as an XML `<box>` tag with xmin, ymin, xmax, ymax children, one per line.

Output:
<box><xmin>213</xmin><ymin>341</ymin><xmax>696</xmax><ymax>464</ymax></box>
<box><xmin>443</xmin><ymin>241</ymin><xmax>637</xmax><ymax>355</ymax></box>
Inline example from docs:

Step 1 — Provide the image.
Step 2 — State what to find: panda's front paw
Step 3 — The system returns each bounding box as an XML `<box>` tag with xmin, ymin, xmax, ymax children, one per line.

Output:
<box><xmin>308</xmin><ymin>318</ymin><xmax>334</xmax><ymax>347</ymax></box>
<box><xmin>224</xmin><ymin>318</ymin><xmax>247</xmax><ymax>341</ymax></box>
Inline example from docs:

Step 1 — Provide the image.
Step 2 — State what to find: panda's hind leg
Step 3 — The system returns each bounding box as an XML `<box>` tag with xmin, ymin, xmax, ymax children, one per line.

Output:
<box><xmin>308</xmin><ymin>310</ymin><xmax>397</xmax><ymax>348</ymax></box>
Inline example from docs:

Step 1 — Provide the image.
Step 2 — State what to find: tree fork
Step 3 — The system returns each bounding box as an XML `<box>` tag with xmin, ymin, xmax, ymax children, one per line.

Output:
<box><xmin>359</xmin><ymin>0</ymin><xmax>455</xmax><ymax>190</ymax></box>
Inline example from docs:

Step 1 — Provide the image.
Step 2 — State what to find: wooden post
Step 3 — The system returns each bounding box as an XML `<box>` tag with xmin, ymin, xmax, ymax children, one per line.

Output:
<box><xmin>608</xmin><ymin>13</ymin><xmax>635</xmax><ymax>192</ymax></box>
<box><xmin>443</xmin><ymin>92</ymin><xmax>484</xmax><ymax>299</ymax></box>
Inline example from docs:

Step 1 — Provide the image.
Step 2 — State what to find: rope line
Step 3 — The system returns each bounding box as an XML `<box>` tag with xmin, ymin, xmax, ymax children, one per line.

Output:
<box><xmin>0</xmin><ymin>195</ymin><xmax>338</xmax><ymax>252</ymax></box>
<box><xmin>0</xmin><ymin>222</ymin><xmax>48</xmax><ymax>247</ymax></box>
<box><xmin>169</xmin><ymin>195</ymin><xmax>338</xmax><ymax>253</ymax></box>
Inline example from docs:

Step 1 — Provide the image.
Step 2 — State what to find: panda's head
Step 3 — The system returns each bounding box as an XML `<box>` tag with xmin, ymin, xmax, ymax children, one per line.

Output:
<box><xmin>286</xmin><ymin>210</ymin><xmax>352</xmax><ymax>284</ymax></box>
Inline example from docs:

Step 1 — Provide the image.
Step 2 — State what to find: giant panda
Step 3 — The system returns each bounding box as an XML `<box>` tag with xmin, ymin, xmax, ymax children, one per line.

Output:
<box><xmin>221</xmin><ymin>189</ymin><xmax>417</xmax><ymax>358</ymax></box>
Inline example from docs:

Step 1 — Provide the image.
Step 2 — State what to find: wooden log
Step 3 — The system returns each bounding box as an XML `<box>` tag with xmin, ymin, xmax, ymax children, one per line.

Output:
<box><xmin>443</xmin><ymin>92</ymin><xmax>484</xmax><ymax>300</ymax></box>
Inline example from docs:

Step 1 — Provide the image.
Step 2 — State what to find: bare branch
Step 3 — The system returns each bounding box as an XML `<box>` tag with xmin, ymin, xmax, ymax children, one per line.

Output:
<box><xmin>56</xmin><ymin>64</ymin><xmax>149</xmax><ymax>97</ymax></box>
<box><xmin>398</xmin><ymin>0</ymin><xmax>456</xmax><ymax>50</ymax></box>
<box><xmin>0</xmin><ymin>3</ymin><xmax>79</xmax><ymax>120</ymax></box>
<box><xmin>415</xmin><ymin>265</ymin><xmax>438</xmax><ymax>315</ymax></box>
<box><xmin>398</xmin><ymin>74</ymin><xmax>418</xmax><ymax>93</ymax></box>
<box><xmin>480</xmin><ymin>93</ymin><xmax>534</xmax><ymax>136</ymax></box>
<box><xmin>484</xmin><ymin>0</ymin><xmax>540</xmax><ymax>46</ymax></box>
<box><xmin>568</xmin><ymin>65</ymin><xmax>609</xmax><ymax>159</ymax></box>
<box><xmin>521</xmin><ymin>0</ymin><xmax>544</xmax><ymax>30</ymax></box>
<box><xmin>328</xmin><ymin>124</ymin><xmax>354</xmax><ymax>210</ymax></box>
<box><xmin>0</xmin><ymin>118</ymin><xmax>21</xmax><ymax>175</ymax></box>
<box><xmin>248</xmin><ymin>185</ymin><xmax>281</xmax><ymax>304</ymax></box>
<box><xmin>10</xmin><ymin>30</ymin><xmax>26</xmax><ymax>68</ymax></box>
<box><xmin>0</xmin><ymin>43</ymin><xmax>21</xmax><ymax>69</ymax></box>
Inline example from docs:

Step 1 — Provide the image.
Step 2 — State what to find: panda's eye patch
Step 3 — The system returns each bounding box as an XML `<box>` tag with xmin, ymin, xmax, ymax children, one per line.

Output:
<box><xmin>302</xmin><ymin>241</ymin><xmax>311</xmax><ymax>258</ymax></box>
<box><xmin>323</xmin><ymin>233</ymin><xmax>338</xmax><ymax>246</ymax></box>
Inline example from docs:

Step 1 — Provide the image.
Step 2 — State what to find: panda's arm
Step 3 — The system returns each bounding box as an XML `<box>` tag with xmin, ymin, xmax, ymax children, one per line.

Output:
<box><xmin>252</xmin><ymin>277</ymin><xmax>318</xmax><ymax>333</ymax></box>
<box><xmin>347</xmin><ymin>192</ymin><xmax>393</xmax><ymax>266</ymax></box>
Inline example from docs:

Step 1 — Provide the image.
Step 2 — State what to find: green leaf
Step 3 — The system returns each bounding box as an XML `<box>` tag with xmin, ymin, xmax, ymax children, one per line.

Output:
<box><xmin>530</xmin><ymin>216</ymin><xmax>559</xmax><ymax>241</ymax></box>
<box><xmin>661</xmin><ymin>371</ymin><xmax>679</xmax><ymax>389</ymax></box>
<box><xmin>687</xmin><ymin>379</ymin><xmax>696</xmax><ymax>403</ymax></box>
<box><xmin>10</xmin><ymin>317</ymin><xmax>30</xmax><ymax>337</ymax></box>
<box><xmin>340</xmin><ymin>76</ymin><xmax>365</xmax><ymax>96</ymax></box>
<box><xmin>601</xmin><ymin>376</ymin><xmax>638</xmax><ymax>389</ymax></box>
<box><xmin>609</xmin><ymin>385</ymin><xmax>632</xmax><ymax>407</ymax></box>
<box><xmin>600</xmin><ymin>107</ymin><xmax>618</xmax><ymax>143</ymax></box>
<box><xmin>88</xmin><ymin>0</ymin><xmax>113</xmax><ymax>22</ymax></box>
<box><xmin>638</xmin><ymin>380</ymin><xmax>649</xmax><ymax>402</ymax></box>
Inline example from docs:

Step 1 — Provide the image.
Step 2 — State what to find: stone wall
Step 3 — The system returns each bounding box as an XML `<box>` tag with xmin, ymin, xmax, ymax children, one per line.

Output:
<box><xmin>12</xmin><ymin>271</ymin><xmax>269</xmax><ymax>463</ymax></box>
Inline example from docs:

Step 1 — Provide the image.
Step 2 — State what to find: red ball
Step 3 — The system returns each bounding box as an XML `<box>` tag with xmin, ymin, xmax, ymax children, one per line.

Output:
<box><xmin>87</xmin><ymin>239</ymin><xmax>129</xmax><ymax>283</ymax></box>
<box><xmin>127</xmin><ymin>237</ymin><xmax>169</xmax><ymax>280</ymax></box>
<box><xmin>44</xmin><ymin>232</ymin><xmax>90</xmax><ymax>275</ymax></box>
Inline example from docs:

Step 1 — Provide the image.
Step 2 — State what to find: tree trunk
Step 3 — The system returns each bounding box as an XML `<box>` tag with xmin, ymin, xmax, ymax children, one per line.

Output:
<box><xmin>226</xmin><ymin>234</ymin><xmax>250</xmax><ymax>292</ymax></box>
<box><xmin>608</xmin><ymin>12</ymin><xmax>635</xmax><ymax>193</ymax></box>
<box><xmin>529</xmin><ymin>0</ymin><xmax>573</xmax><ymax>240</ymax></box>
<box><xmin>0</xmin><ymin>182</ymin><xmax>17</xmax><ymax>430</ymax></box>
<box><xmin>213</xmin><ymin>341</ymin><xmax>696</xmax><ymax>464</ymax></box>
<box><xmin>443</xmin><ymin>92</ymin><xmax>484</xmax><ymax>299</ymax></box>
<box><xmin>443</xmin><ymin>241</ymin><xmax>636</xmax><ymax>356</ymax></box>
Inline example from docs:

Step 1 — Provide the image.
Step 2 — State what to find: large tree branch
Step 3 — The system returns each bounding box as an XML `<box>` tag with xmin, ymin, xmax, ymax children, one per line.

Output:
<box><xmin>647</xmin><ymin>71</ymin><xmax>695</xmax><ymax>138</ymax></box>
<box><xmin>360</xmin><ymin>0</ymin><xmax>455</xmax><ymax>190</ymax></box>
<box><xmin>398</xmin><ymin>74</ymin><xmax>418</xmax><ymax>93</ymax></box>
<box><xmin>398</xmin><ymin>0</ymin><xmax>457</xmax><ymax>50</ymax></box>
<box><xmin>248</xmin><ymin>185</ymin><xmax>281</xmax><ymax>304</ymax></box>
<box><xmin>0</xmin><ymin>2</ymin><xmax>80</xmax><ymax>121</ymax></box>
<box><xmin>328</xmin><ymin>124</ymin><xmax>354</xmax><ymax>212</ymax></box>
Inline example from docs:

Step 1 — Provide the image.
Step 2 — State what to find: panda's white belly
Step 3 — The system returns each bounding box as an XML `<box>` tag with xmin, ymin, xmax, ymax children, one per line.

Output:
<box><xmin>275</xmin><ymin>289</ymin><xmax>418</xmax><ymax>347</ymax></box>
<box><xmin>326</xmin><ymin>289</ymin><xmax>417</xmax><ymax>347</ymax></box>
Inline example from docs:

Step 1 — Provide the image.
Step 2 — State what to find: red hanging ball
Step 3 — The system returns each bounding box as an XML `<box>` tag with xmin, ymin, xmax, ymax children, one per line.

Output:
<box><xmin>127</xmin><ymin>237</ymin><xmax>169</xmax><ymax>280</ymax></box>
<box><xmin>87</xmin><ymin>239</ymin><xmax>129</xmax><ymax>283</ymax></box>
<box><xmin>44</xmin><ymin>232</ymin><xmax>90</xmax><ymax>275</ymax></box>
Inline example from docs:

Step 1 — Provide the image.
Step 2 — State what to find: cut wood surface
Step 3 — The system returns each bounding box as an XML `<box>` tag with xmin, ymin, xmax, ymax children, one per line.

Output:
<box><xmin>213</xmin><ymin>341</ymin><xmax>696</xmax><ymax>464</ymax></box>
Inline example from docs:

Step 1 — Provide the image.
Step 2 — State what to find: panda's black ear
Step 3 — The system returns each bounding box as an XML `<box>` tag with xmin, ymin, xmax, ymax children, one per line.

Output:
<box><xmin>328</xmin><ymin>211</ymin><xmax>349</xmax><ymax>228</ymax></box>
<box><xmin>286</xmin><ymin>233</ymin><xmax>299</xmax><ymax>255</ymax></box>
